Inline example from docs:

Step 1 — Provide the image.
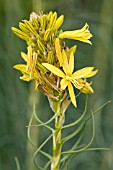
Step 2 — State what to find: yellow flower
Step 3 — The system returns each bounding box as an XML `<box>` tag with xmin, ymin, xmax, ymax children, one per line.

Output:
<box><xmin>59</xmin><ymin>23</ymin><xmax>92</xmax><ymax>45</ymax></box>
<box><xmin>42</xmin><ymin>48</ymin><xmax>98</xmax><ymax>107</ymax></box>
<box><xmin>13</xmin><ymin>64</ymin><xmax>38</xmax><ymax>81</ymax></box>
<box><xmin>13</xmin><ymin>46</ymin><xmax>38</xmax><ymax>81</ymax></box>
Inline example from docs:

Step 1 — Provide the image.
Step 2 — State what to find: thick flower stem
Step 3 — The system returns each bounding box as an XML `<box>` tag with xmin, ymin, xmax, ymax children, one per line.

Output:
<box><xmin>51</xmin><ymin>113</ymin><xmax>64</xmax><ymax>170</ymax></box>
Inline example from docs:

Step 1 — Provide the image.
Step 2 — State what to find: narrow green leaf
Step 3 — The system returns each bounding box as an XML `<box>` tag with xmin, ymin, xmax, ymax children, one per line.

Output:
<box><xmin>60</xmin><ymin>132</ymin><xmax>84</xmax><ymax>169</ymax></box>
<box><xmin>44</xmin><ymin>160</ymin><xmax>51</xmax><ymax>170</ymax></box>
<box><xmin>86</xmin><ymin>100</ymin><xmax>111</xmax><ymax>122</ymax></box>
<box><xmin>27</xmin><ymin>113</ymin><xmax>36</xmax><ymax>148</ymax></box>
<box><xmin>62</xmin><ymin>111</ymin><xmax>95</xmax><ymax>155</ymax></box>
<box><xmin>33</xmin><ymin>133</ymin><xmax>53</xmax><ymax>168</ymax></box>
<box><xmin>62</xmin><ymin>95</ymin><xmax>88</xmax><ymax>129</ymax></box>
<box><xmin>85</xmin><ymin>148</ymin><xmax>110</xmax><ymax>151</ymax></box>
<box><xmin>63</xmin><ymin>122</ymin><xmax>85</xmax><ymax>143</ymax></box>
<box><xmin>14</xmin><ymin>157</ymin><xmax>20</xmax><ymax>170</ymax></box>
<box><xmin>33</xmin><ymin>103</ymin><xmax>54</xmax><ymax>132</ymax></box>
<box><xmin>27</xmin><ymin>105</ymin><xmax>52</xmax><ymax>165</ymax></box>
<box><xmin>27</xmin><ymin>113</ymin><xmax>57</xmax><ymax>127</ymax></box>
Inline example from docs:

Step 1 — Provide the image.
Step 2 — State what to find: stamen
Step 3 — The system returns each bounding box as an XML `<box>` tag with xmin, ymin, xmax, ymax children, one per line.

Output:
<box><xmin>30</xmin><ymin>52</ymin><xmax>37</xmax><ymax>78</ymax></box>
<box><xmin>66</xmin><ymin>75</ymin><xmax>70</xmax><ymax>80</ymax></box>
<box><xmin>27</xmin><ymin>45</ymin><xmax>32</xmax><ymax>71</ymax></box>
<box><xmin>71</xmin><ymin>79</ymin><xmax>84</xmax><ymax>89</ymax></box>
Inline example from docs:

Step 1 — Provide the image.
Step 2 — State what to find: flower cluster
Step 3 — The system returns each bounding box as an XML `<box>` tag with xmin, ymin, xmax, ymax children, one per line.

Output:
<box><xmin>12</xmin><ymin>11</ymin><xmax>98</xmax><ymax>107</ymax></box>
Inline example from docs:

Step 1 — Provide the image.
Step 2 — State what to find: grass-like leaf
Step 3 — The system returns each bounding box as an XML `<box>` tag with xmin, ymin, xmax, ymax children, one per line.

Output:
<box><xmin>33</xmin><ymin>133</ymin><xmax>53</xmax><ymax>168</ymax></box>
<box><xmin>60</xmin><ymin>131</ymin><xmax>84</xmax><ymax>169</ymax></box>
<box><xmin>62</xmin><ymin>95</ymin><xmax>88</xmax><ymax>129</ymax></box>
<box><xmin>14</xmin><ymin>157</ymin><xmax>20</xmax><ymax>170</ymax></box>
<box><xmin>86</xmin><ymin>101</ymin><xmax>111</xmax><ymax>122</ymax></box>
<box><xmin>27</xmin><ymin>104</ymin><xmax>52</xmax><ymax>169</ymax></box>
<box><xmin>27</xmin><ymin>113</ymin><xmax>57</xmax><ymax>127</ymax></box>
<box><xmin>61</xmin><ymin>110</ymin><xmax>95</xmax><ymax>155</ymax></box>
<box><xmin>63</xmin><ymin>121</ymin><xmax>85</xmax><ymax>143</ymax></box>
<box><xmin>33</xmin><ymin>103</ymin><xmax>54</xmax><ymax>132</ymax></box>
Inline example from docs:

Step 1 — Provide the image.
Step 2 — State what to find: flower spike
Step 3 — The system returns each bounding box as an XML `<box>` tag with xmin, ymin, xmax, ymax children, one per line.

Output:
<box><xmin>12</xmin><ymin>11</ymin><xmax>97</xmax><ymax>107</ymax></box>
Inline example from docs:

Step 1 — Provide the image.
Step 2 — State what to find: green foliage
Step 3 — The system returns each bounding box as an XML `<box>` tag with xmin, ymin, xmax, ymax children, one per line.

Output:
<box><xmin>27</xmin><ymin>96</ymin><xmax>109</xmax><ymax>170</ymax></box>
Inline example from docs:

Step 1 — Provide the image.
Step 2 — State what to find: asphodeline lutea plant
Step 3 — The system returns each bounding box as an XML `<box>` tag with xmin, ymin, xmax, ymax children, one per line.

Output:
<box><xmin>12</xmin><ymin>11</ymin><xmax>99</xmax><ymax>170</ymax></box>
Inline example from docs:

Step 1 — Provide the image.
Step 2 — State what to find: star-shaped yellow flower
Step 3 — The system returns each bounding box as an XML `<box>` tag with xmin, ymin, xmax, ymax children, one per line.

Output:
<box><xmin>42</xmin><ymin>46</ymin><xmax>98</xmax><ymax>107</ymax></box>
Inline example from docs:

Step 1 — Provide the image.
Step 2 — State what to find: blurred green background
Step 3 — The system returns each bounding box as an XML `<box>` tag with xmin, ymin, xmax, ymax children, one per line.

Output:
<box><xmin>0</xmin><ymin>0</ymin><xmax>113</xmax><ymax>170</ymax></box>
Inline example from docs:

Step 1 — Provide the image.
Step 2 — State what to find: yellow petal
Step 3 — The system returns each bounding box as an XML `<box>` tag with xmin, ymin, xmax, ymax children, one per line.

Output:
<box><xmin>77</xmin><ymin>79</ymin><xmax>94</xmax><ymax>93</ymax></box>
<box><xmin>13</xmin><ymin>64</ymin><xmax>26</xmax><ymax>72</ymax></box>
<box><xmin>81</xmin><ymin>82</ymin><xmax>94</xmax><ymax>93</ymax></box>
<box><xmin>14</xmin><ymin>64</ymin><xmax>31</xmax><ymax>80</ymax></box>
<box><xmin>30</xmin><ymin>52</ymin><xmax>38</xmax><ymax>78</ymax></box>
<box><xmin>62</xmin><ymin>49</ymin><xmax>69</xmax><ymax>74</ymax></box>
<box><xmin>55</xmin><ymin>38</ymin><xmax>63</xmax><ymax>66</ymax></box>
<box><xmin>68</xmin><ymin>82</ymin><xmax>77</xmax><ymax>107</ymax></box>
<box><xmin>21</xmin><ymin>52</ymin><xmax>27</xmax><ymax>62</ymax></box>
<box><xmin>60</xmin><ymin>78</ymin><xmax>68</xmax><ymax>90</ymax></box>
<box><xmin>27</xmin><ymin>45</ymin><xmax>32</xmax><ymax>71</ymax></box>
<box><xmin>69</xmin><ymin>46</ymin><xmax>77</xmax><ymax>74</ymax></box>
<box><xmin>72</xmin><ymin>67</ymin><xmax>94</xmax><ymax>79</ymax></box>
<box><xmin>75</xmin><ymin>23</ymin><xmax>89</xmax><ymax>33</ymax></box>
<box><xmin>14</xmin><ymin>64</ymin><xmax>38</xmax><ymax>81</ymax></box>
<box><xmin>59</xmin><ymin>23</ymin><xmax>92</xmax><ymax>45</ymax></box>
<box><xmin>84</xmin><ymin>69</ymin><xmax>98</xmax><ymax>78</ymax></box>
<box><xmin>68</xmin><ymin>45</ymin><xmax>77</xmax><ymax>56</ymax></box>
<box><xmin>20</xmin><ymin>74</ymin><xmax>31</xmax><ymax>81</ymax></box>
<box><xmin>54</xmin><ymin>15</ymin><xmax>64</xmax><ymax>30</ymax></box>
<box><xmin>70</xmin><ymin>79</ymin><xmax>84</xmax><ymax>89</ymax></box>
<box><xmin>42</xmin><ymin>63</ymin><xmax>65</xmax><ymax>78</ymax></box>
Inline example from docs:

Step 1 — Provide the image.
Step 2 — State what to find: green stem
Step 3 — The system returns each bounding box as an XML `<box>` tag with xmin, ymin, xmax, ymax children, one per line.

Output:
<box><xmin>51</xmin><ymin>113</ymin><xmax>64</xmax><ymax>170</ymax></box>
